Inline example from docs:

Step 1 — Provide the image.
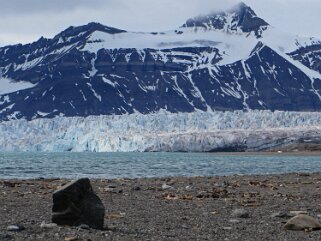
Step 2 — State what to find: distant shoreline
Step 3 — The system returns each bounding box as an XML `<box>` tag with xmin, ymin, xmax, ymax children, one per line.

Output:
<box><xmin>209</xmin><ymin>150</ymin><xmax>321</xmax><ymax>156</ymax></box>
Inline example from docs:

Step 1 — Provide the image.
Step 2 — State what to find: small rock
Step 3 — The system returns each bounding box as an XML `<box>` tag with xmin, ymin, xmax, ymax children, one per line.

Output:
<box><xmin>78</xmin><ymin>224</ymin><xmax>90</xmax><ymax>230</ymax></box>
<box><xmin>180</xmin><ymin>224</ymin><xmax>189</xmax><ymax>229</ymax></box>
<box><xmin>271</xmin><ymin>211</ymin><xmax>292</xmax><ymax>218</ymax></box>
<box><xmin>284</xmin><ymin>214</ymin><xmax>321</xmax><ymax>231</ymax></box>
<box><xmin>298</xmin><ymin>173</ymin><xmax>310</xmax><ymax>177</ymax></box>
<box><xmin>222</xmin><ymin>227</ymin><xmax>232</xmax><ymax>230</ymax></box>
<box><xmin>40</xmin><ymin>222</ymin><xmax>58</xmax><ymax>229</ymax></box>
<box><xmin>229</xmin><ymin>219</ymin><xmax>240</xmax><ymax>223</ymax></box>
<box><xmin>289</xmin><ymin>211</ymin><xmax>308</xmax><ymax>216</ymax></box>
<box><xmin>211</xmin><ymin>210</ymin><xmax>219</xmax><ymax>215</ymax></box>
<box><xmin>232</xmin><ymin>209</ymin><xmax>250</xmax><ymax>218</ymax></box>
<box><xmin>0</xmin><ymin>234</ymin><xmax>13</xmax><ymax>240</ymax></box>
<box><xmin>108</xmin><ymin>212</ymin><xmax>126</xmax><ymax>219</ymax></box>
<box><xmin>104</xmin><ymin>187</ymin><xmax>115</xmax><ymax>192</ymax></box>
<box><xmin>52</xmin><ymin>178</ymin><xmax>105</xmax><ymax>230</ymax></box>
<box><xmin>6</xmin><ymin>224</ymin><xmax>25</xmax><ymax>232</ymax></box>
<box><xmin>3</xmin><ymin>181</ymin><xmax>16</xmax><ymax>188</ymax></box>
<box><xmin>64</xmin><ymin>235</ymin><xmax>78</xmax><ymax>241</ymax></box>
<box><xmin>196</xmin><ymin>191</ymin><xmax>210</xmax><ymax>199</ymax></box>
<box><xmin>162</xmin><ymin>183</ymin><xmax>174</xmax><ymax>190</ymax></box>
<box><xmin>133</xmin><ymin>186</ymin><xmax>141</xmax><ymax>191</ymax></box>
<box><xmin>185</xmin><ymin>186</ymin><xmax>192</xmax><ymax>191</ymax></box>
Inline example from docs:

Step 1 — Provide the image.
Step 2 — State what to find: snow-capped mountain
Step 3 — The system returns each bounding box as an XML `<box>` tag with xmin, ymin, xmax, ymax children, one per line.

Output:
<box><xmin>181</xmin><ymin>2</ymin><xmax>269</xmax><ymax>37</ymax></box>
<box><xmin>1</xmin><ymin>2</ymin><xmax>321</xmax><ymax>122</ymax></box>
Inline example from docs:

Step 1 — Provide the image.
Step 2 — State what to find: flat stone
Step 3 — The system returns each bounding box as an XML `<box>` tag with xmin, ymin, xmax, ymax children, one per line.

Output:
<box><xmin>52</xmin><ymin>178</ymin><xmax>105</xmax><ymax>230</ymax></box>
<box><xmin>162</xmin><ymin>183</ymin><xmax>174</xmax><ymax>190</ymax></box>
<box><xmin>64</xmin><ymin>235</ymin><xmax>78</xmax><ymax>241</ymax></box>
<box><xmin>229</xmin><ymin>219</ymin><xmax>240</xmax><ymax>223</ymax></box>
<box><xmin>222</xmin><ymin>227</ymin><xmax>232</xmax><ymax>230</ymax></box>
<box><xmin>284</xmin><ymin>214</ymin><xmax>321</xmax><ymax>231</ymax></box>
<box><xmin>185</xmin><ymin>186</ymin><xmax>192</xmax><ymax>191</ymax></box>
<box><xmin>289</xmin><ymin>211</ymin><xmax>308</xmax><ymax>216</ymax></box>
<box><xmin>232</xmin><ymin>209</ymin><xmax>250</xmax><ymax>218</ymax></box>
<box><xmin>78</xmin><ymin>224</ymin><xmax>90</xmax><ymax>230</ymax></box>
<box><xmin>6</xmin><ymin>225</ymin><xmax>25</xmax><ymax>232</ymax></box>
<box><xmin>271</xmin><ymin>211</ymin><xmax>292</xmax><ymax>218</ymax></box>
<box><xmin>40</xmin><ymin>222</ymin><xmax>58</xmax><ymax>229</ymax></box>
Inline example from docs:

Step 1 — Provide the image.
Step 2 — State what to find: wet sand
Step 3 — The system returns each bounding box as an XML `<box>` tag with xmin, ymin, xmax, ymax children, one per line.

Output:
<box><xmin>1</xmin><ymin>172</ymin><xmax>321</xmax><ymax>240</ymax></box>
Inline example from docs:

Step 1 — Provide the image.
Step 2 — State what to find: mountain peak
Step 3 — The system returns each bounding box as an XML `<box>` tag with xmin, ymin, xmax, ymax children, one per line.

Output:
<box><xmin>181</xmin><ymin>2</ymin><xmax>269</xmax><ymax>37</ymax></box>
<box><xmin>52</xmin><ymin>22</ymin><xmax>126</xmax><ymax>44</ymax></box>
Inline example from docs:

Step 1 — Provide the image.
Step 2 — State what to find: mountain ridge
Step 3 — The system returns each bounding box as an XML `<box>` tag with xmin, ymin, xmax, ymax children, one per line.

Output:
<box><xmin>0</xmin><ymin>2</ymin><xmax>321</xmax><ymax>121</ymax></box>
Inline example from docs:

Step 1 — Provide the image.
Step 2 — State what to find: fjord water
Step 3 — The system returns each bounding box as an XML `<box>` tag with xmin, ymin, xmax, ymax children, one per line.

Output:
<box><xmin>0</xmin><ymin>152</ymin><xmax>321</xmax><ymax>179</ymax></box>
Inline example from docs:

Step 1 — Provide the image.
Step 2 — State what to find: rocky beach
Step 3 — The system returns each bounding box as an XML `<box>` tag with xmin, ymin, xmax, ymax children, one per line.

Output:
<box><xmin>1</xmin><ymin>172</ymin><xmax>321</xmax><ymax>240</ymax></box>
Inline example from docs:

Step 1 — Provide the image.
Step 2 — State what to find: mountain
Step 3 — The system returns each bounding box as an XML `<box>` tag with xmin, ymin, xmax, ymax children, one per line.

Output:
<box><xmin>181</xmin><ymin>2</ymin><xmax>269</xmax><ymax>37</ymax></box>
<box><xmin>1</xmin><ymin>2</ymin><xmax>321</xmax><ymax>121</ymax></box>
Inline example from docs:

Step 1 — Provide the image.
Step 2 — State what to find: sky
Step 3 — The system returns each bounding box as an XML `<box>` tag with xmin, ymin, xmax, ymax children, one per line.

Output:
<box><xmin>1</xmin><ymin>0</ymin><xmax>321</xmax><ymax>47</ymax></box>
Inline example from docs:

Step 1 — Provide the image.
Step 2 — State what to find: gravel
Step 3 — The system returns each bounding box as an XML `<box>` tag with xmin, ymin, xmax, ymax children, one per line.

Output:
<box><xmin>1</xmin><ymin>172</ymin><xmax>321</xmax><ymax>240</ymax></box>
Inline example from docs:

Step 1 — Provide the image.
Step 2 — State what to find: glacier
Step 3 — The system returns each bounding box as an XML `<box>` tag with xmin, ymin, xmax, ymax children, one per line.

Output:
<box><xmin>1</xmin><ymin>110</ymin><xmax>321</xmax><ymax>152</ymax></box>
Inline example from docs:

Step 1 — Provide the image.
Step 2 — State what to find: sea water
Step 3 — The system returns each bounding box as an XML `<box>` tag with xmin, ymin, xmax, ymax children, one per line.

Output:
<box><xmin>0</xmin><ymin>152</ymin><xmax>320</xmax><ymax>179</ymax></box>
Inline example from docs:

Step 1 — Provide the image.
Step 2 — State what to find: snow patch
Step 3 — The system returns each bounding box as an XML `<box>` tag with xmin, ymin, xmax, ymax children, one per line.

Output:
<box><xmin>0</xmin><ymin>78</ymin><xmax>36</xmax><ymax>95</ymax></box>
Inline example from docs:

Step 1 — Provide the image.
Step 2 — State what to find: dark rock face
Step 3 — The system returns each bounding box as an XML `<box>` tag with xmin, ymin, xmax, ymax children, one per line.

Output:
<box><xmin>289</xmin><ymin>44</ymin><xmax>321</xmax><ymax>74</ymax></box>
<box><xmin>52</xmin><ymin>178</ymin><xmax>105</xmax><ymax>230</ymax></box>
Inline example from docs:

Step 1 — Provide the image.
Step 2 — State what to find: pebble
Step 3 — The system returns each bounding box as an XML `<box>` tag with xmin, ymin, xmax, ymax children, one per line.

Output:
<box><xmin>40</xmin><ymin>222</ymin><xmax>58</xmax><ymax>229</ymax></box>
<box><xmin>6</xmin><ymin>224</ymin><xmax>25</xmax><ymax>232</ymax></box>
<box><xmin>271</xmin><ymin>211</ymin><xmax>292</xmax><ymax>218</ymax></box>
<box><xmin>185</xmin><ymin>186</ymin><xmax>192</xmax><ymax>191</ymax></box>
<box><xmin>104</xmin><ymin>187</ymin><xmax>116</xmax><ymax>192</ymax></box>
<box><xmin>232</xmin><ymin>209</ymin><xmax>250</xmax><ymax>218</ymax></box>
<box><xmin>78</xmin><ymin>224</ymin><xmax>90</xmax><ymax>230</ymax></box>
<box><xmin>162</xmin><ymin>183</ymin><xmax>174</xmax><ymax>190</ymax></box>
<box><xmin>0</xmin><ymin>234</ymin><xmax>13</xmax><ymax>240</ymax></box>
<box><xmin>222</xmin><ymin>227</ymin><xmax>232</xmax><ymax>230</ymax></box>
<box><xmin>64</xmin><ymin>235</ymin><xmax>78</xmax><ymax>241</ymax></box>
<box><xmin>289</xmin><ymin>211</ymin><xmax>308</xmax><ymax>216</ymax></box>
<box><xmin>229</xmin><ymin>219</ymin><xmax>240</xmax><ymax>223</ymax></box>
<box><xmin>284</xmin><ymin>214</ymin><xmax>321</xmax><ymax>231</ymax></box>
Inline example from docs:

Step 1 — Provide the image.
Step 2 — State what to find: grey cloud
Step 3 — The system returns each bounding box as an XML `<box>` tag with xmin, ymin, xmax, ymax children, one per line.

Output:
<box><xmin>0</xmin><ymin>0</ymin><xmax>321</xmax><ymax>46</ymax></box>
<box><xmin>0</xmin><ymin>0</ymin><xmax>123</xmax><ymax>15</ymax></box>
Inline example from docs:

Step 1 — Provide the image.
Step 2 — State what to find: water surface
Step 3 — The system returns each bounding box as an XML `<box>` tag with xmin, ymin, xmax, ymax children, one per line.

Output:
<box><xmin>0</xmin><ymin>152</ymin><xmax>320</xmax><ymax>179</ymax></box>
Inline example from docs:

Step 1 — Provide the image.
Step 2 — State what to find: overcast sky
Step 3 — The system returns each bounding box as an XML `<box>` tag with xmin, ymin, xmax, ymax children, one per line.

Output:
<box><xmin>1</xmin><ymin>0</ymin><xmax>321</xmax><ymax>47</ymax></box>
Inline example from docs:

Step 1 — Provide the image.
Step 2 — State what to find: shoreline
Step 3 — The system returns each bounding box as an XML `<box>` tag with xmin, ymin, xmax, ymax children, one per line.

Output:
<box><xmin>209</xmin><ymin>150</ymin><xmax>321</xmax><ymax>156</ymax></box>
<box><xmin>1</xmin><ymin>172</ymin><xmax>321</xmax><ymax>240</ymax></box>
<box><xmin>1</xmin><ymin>170</ymin><xmax>321</xmax><ymax>181</ymax></box>
<box><xmin>1</xmin><ymin>150</ymin><xmax>321</xmax><ymax>156</ymax></box>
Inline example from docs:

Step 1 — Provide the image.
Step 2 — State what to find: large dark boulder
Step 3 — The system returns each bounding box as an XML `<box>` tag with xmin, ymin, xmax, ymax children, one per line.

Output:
<box><xmin>52</xmin><ymin>178</ymin><xmax>105</xmax><ymax>230</ymax></box>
